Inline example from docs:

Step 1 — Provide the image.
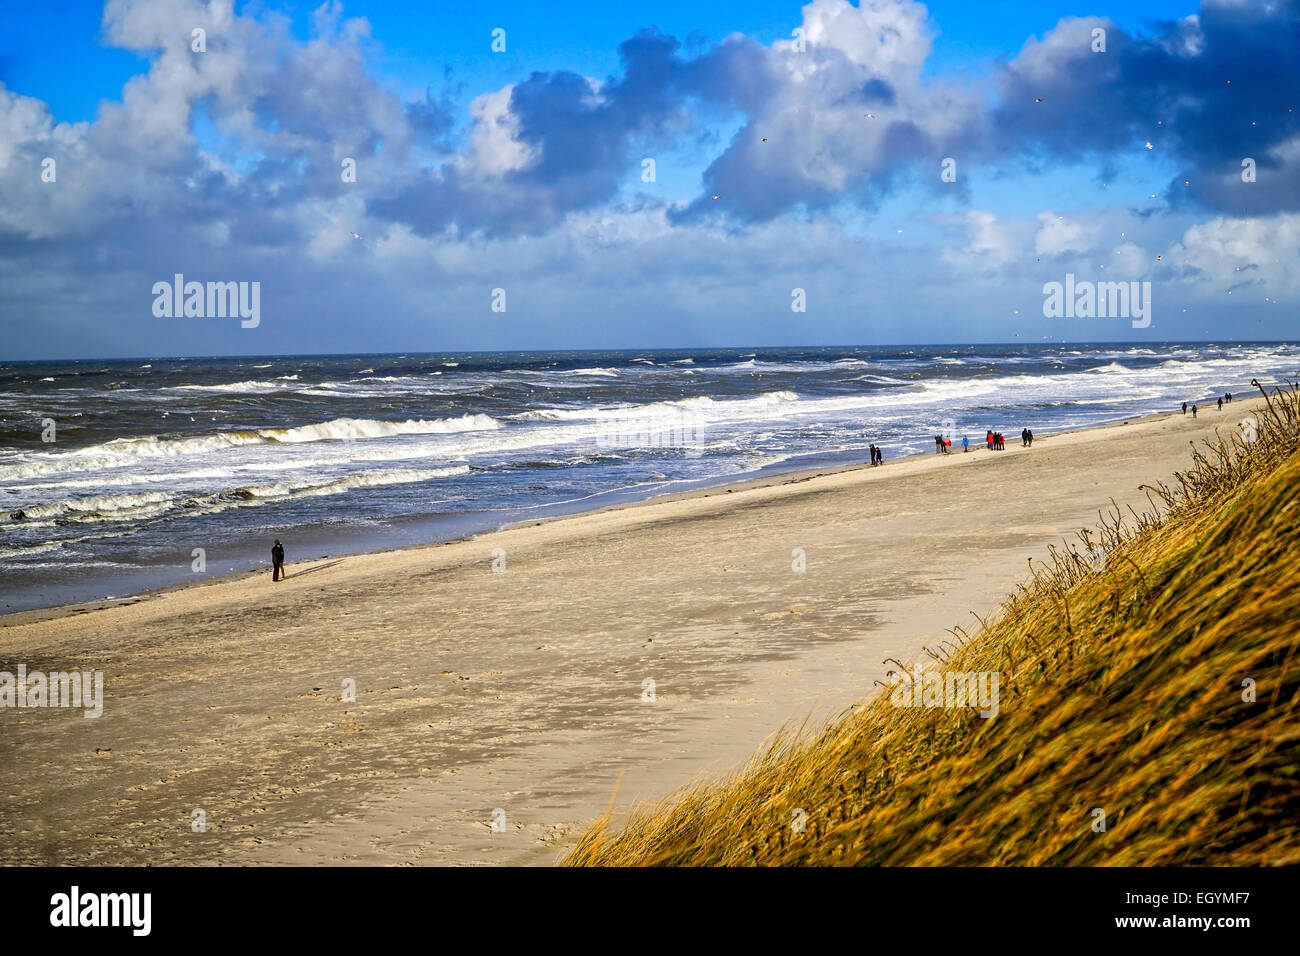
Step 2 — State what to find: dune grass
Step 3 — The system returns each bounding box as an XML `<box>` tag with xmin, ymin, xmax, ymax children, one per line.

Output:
<box><xmin>563</xmin><ymin>382</ymin><xmax>1300</xmax><ymax>866</ymax></box>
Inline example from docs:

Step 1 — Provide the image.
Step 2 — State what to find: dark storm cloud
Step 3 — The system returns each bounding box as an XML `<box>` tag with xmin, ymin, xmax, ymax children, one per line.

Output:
<box><xmin>993</xmin><ymin>1</ymin><xmax>1300</xmax><ymax>211</ymax></box>
<box><xmin>369</xmin><ymin>30</ymin><xmax>694</xmax><ymax>238</ymax></box>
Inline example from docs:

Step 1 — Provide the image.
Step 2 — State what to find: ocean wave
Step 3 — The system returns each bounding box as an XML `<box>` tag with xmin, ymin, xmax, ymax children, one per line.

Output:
<box><xmin>206</xmin><ymin>466</ymin><xmax>471</xmax><ymax>503</ymax></box>
<box><xmin>173</xmin><ymin>379</ymin><xmax>290</xmax><ymax>393</ymax></box>
<box><xmin>0</xmin><ymin>415</ymin><xmax>500</xmax><ymax>482</ymax></box>
<box><xmin>513</xmin><ymin>390</ymin><xmax>799</xmax><ymax>425</ymax></box>
<box><xmin>4</xmin><ymin>466</ymin><xmax>472</xmax><ymax>529</ymax></box>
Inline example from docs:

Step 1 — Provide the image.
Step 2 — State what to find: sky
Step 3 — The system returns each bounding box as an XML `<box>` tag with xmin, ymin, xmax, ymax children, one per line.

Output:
<box><xmin>0</xmin><ymin>0</ymin><xmax>1296</xmax><ymax>359</ymax></box>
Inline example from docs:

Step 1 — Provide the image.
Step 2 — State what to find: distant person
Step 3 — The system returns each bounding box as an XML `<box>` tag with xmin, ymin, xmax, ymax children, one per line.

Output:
<box><xmin>961</xmin><ymin>435</ymin><xmax>969</xmax><ymax>453</ymax></box>
<box><xmin>1026</xmin><ymin>429</ymin><xmax>1034</xmax><ymax>447</ymax></box>
<box><xmin>271</xmin><ymin>539</ymin><xmax>285</xmax><ymax>581</ymax></box>
<box><xmin>935</xmin><ymin>435</ymin><xmax>944</xmax><ymax>454</ymax></box>
<box><xmin>986</xmin><ymin>429</ymin><xmax>993</xmax><ymax>450</ymax></box>
<box><xmin>876</xmin><ymin>446</ymin><xmax>885</xmax><ymax>465</ymax></box>
<box><xmin>1227</xmin><ymin>392</ymin><xmax>1233</xmax><ymax>402</ymax></box>
<box><xmin>1217</xmin><ymin>397</ymin><xmax>1223</xmax><ymax>411</ymax></box>
<box><xmin>1021</xmin><ymin>428</ymin><xmax>1028</xmax><ymax>447</ymax></box>
<box><xmin>1192</xmin><ymin>404</ymin><xmax>1198</xmax><ymax>419</ymax></box>
<box><xmin>1182</xmin><ymin>402</ymin><xmax>1187</xmax><ymax>415</ymax></box>
<box><xmin>943</xmin><ymin>437</ymin><xmax>951</xmax><ymax>454</ymax></box>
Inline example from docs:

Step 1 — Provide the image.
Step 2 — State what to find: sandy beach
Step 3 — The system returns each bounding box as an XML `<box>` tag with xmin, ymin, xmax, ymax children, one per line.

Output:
<box><xmin>0</xmin><ymin>398</ymin><xmax>1265</xmax><ymax>866</ymax></box>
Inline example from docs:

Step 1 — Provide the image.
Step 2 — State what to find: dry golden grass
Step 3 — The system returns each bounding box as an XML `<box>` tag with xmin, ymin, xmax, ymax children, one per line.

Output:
<box><xmin>564</xmin><ymin>382</ymin><xmax>1300</xmax><ymax>866</ymax></box>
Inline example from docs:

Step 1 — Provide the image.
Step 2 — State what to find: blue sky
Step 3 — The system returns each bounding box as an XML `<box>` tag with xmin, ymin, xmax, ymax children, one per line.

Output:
<box><xmin>4</xmin><ymin>0</ymin><xmax>1199</xmax><ymax>122</ymax></box>
<box><xmin>0</xmin><ymin>0</ymin><xmax>1296</xmax><ymax>358</ymax></box>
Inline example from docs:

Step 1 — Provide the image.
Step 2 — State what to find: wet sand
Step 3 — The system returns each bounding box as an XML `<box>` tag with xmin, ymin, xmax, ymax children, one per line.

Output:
<box><xmin>0</xmin><ymin>399</ymin><xmax>1263</xmax><ymax>865</ymax></box>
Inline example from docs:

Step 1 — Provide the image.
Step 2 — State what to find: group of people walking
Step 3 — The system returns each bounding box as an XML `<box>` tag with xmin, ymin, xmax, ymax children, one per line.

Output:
<box><xmin>917</xmin><ymin>427</ymin><xmax>1035</xmax><ymax>455</ymax></box>
<box><xmin>1183</xmin><ymin>392</ymin><xmax>1234</xmax><ymax>418</ymax></box>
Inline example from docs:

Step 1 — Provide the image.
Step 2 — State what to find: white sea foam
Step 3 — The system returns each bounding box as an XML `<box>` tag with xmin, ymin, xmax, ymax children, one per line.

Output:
<box><xmin>0</xmin><ymin>415</ymin><xmax>500</xmax><ymax>481</ymax></box>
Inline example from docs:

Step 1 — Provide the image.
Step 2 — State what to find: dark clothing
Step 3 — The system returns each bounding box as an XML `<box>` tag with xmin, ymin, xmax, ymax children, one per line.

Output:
<box><xmin>272</xmin><ymin>543</ymin><xmax>285</xmax><ymax>581</ymax></box>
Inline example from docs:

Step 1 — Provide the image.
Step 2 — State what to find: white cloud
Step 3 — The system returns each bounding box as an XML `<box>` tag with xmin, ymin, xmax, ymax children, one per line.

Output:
<box><xmin>1166</xmin><ymin>213</ymin><xmax>1300</xmax><ymax>293</ymax></box>
<box><xmin>1035</xmin><ymin>211</ymin><xmax>1097</xmax><ymax>255</ymax></box>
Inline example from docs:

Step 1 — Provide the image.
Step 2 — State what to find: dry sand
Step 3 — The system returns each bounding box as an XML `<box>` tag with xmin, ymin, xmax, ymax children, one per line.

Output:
<box><xmin>0</xmin><ymin>399</ymin><xmax>1263</xmax><ymax>865</ymax></box>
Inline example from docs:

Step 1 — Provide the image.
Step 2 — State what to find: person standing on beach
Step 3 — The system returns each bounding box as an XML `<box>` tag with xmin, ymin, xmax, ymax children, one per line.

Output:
<box><xmin>962</xmin><ymin>435</ymin><xmax>969</xmax><ymax>453</ymax></box>
<box><xmin>1020</xmin><ymin>428</ymin><xmax>1028</xmax><ymax>447</ymax></box>
<box><xmin>1026</xmin><ymin>429</ymin><xmax>1034</xmax><ymax>447</ymax></box>
<box><xmin>986</xmin><ymin>429</ymin><xmax>993</xmax><ymax>450</ymax></box>
<box><xmin>1182</xmin><ymin>402</ymin><xmax>1187</xmax><ymax>415</ymax></box>
<box><xmin>1192</xmin><ymin>404</ymin><xmax>1198</xmax><ymax>418</ymax></box>
<box><xmin>271</xmin><ymin>539</ymin><xmax>285</xmax><ymax>581</ymax></box>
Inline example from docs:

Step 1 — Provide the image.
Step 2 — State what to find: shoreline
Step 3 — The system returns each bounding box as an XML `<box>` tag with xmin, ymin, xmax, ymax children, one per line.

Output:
<box><xmin>0</xmin><ymin>394</ymin><xmax>1269</xmax><ymax>866</ymax></box>
<box><xmin>0</xmin><ymin>399</ymin><xmax>1236</xmax><ymax>627</ymax></box>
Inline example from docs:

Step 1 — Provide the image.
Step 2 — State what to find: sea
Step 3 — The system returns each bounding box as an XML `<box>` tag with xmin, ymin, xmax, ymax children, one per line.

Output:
<box><xmin>2</xmin><ymin>342</ymin><xmax>1296</xmax><ymax>613</ymax></box>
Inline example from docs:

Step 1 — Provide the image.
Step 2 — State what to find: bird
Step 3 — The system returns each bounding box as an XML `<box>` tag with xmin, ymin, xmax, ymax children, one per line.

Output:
<box><xmin>1144</xmin><ymin>142</ymin><xmax>1154</xmax><ymax>149</ymax></box>
<box><xmin>761</xmin><ymin>137</ymin><xmax>767</xmax><ymax>142</ymax></box>
<box><xmin>711</xmin><ymin>195</ymin><xmax>720</xmax><ymax>200</ymax></box>
<box><xmin>1034</xmin><ymin>97</ymin><xmax>1043</xmax><ymax>103</ymax></box>
<box><xmin>865</xmin><ymin>113</ymin><xmax>876</xmax><ymax>119</ymax></box>
<box><xmin>350</xmin><ymin>232</ymin><xmax>362</xmax><ymax>239</ymax></box>
<box><xmin>1156</xmin><ymin>255</ymin><xmax>1163</xmax><ymax>260</ymax></box>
